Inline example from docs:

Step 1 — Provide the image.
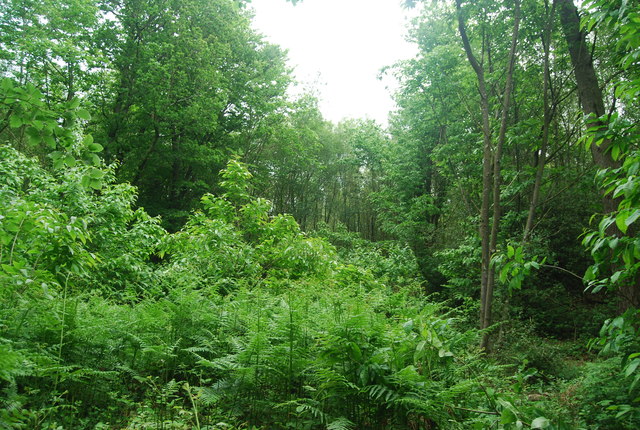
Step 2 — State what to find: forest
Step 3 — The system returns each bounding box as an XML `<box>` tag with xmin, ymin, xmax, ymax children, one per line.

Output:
<box><xmin>0</xmin><ymin>0</ymin><xmax>639</xmax><ymax>428</ymax></box>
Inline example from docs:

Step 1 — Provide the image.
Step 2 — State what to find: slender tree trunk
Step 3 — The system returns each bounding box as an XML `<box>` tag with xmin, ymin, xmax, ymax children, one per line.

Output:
<box><xmin>482</xmin><ymin>0</ymin><xmax>521</xmax><ymax>350</ymax></box>
<box><xmin>455</xmin><ymin>0</ymin><xmax>494</xmax><ymax>341</ymax></box>
<box><xmin>524</xmin><ymin>1</ymin><xmax>556</xmax><ymax>241</ymax></box>
<box><xmin>456</xmin><ymin>0</ymin><xmax>521</xmax><ymax>350</ymax></box>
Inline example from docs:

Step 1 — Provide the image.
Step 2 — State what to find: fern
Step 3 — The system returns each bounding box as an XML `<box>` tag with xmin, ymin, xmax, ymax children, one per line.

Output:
<box><xmin>0</xmin><ymin>342</ymin><xmax>24</xmax><ymax>383</ymax></box>
<box><xmin>291</xmin><ymin>400</ymin><xmax>330</xmax><ymax>425</ymax></box>
<box><xmin>363</xmin><ymin>383</ymin><xmax>399</xmax><ymax>403</ymax></box>
<box><xmin>326</xmin><ymin>416</ymin><xmax>356</xmax><ymax>430</ymax></box>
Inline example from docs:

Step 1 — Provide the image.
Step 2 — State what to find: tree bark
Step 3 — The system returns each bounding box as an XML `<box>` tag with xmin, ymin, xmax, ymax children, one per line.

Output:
<box><xmin>557</xmin><ymin>0</ymin><xmax>619</xmax><ymax>201</ymax></box>
<box><xmin>524</xmin><ymin>1</ymin><xmax>556</xmax><ymax>241</ymax></box>
<box><xmin>456</xmin><ymin>0</ymin><xmax>521</xmax><ymax>349</ymax></box>
<box><xmin>483</xmin><ymin>0</ymin><xmax>521</xmax><ymax>350</ymax></box>
<box><xmin>557</xmin><ymin>0</ymin><xmax>638</xmax><ymax>310</ymax></box>
<box><xmin>455</xmin><ymin>0</ymin><xmax>494</xmax><ymax>343</ymax></box>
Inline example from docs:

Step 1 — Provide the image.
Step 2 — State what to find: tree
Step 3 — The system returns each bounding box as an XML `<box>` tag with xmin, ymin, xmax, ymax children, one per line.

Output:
<box><xmin>0</xmin><ymin>0</ymin><xmax>107</xmax><ymax>104</ymax></box>
<box><xmin>580</xmin><ymin>0</ymin><xmax>640</xmax><ymax>308</ymax></box>
<box><xmin>453</xmin><ymin>0</ymin><xmax>521</xmax><ymax>348</ymax></box>
<box><xmin>557</xmin><ymin>0</ymin><xmax>620</xmax><ymax>211</ymax></box>
<box><xmin>97</xmin><ymin>0</ymin><xmax>291</xmax><ymax>229</ymax></box>
<box><xmin>558</xmin><ymin>0</ymin><xmax>640</xmax><ymax>311</ymax></box>
<box><xmin>398</xmin><ymin>0</ymin><xmax>602</xmax><ymax>343</ymax></box>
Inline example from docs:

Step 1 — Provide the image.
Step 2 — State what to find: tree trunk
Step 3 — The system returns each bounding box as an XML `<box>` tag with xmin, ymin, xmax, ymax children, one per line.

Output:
<box><xmin>455</xmin><ymin>0</ymin><xmax>494</xmax><ymax>345</ymax></box>
<box><xmin>557</xmin><ymin>0</ymin><xmax>637</xmax><ymax>309</ymax></box>
<box><xmin>484</xmin><ymin>0</ymin><xmax>521</xmax><ymax>350</ymax></box>
<box><xmin>524</xmin><ymin>1</ymin><xmax>556</xmax><ymax>241</ymax></box>
<box><xmin>456</xmin><ymin>0</ymin><xmax>521</xmax><ymax>350</ymax></box>
<box><xmin>557</xmin><ymin>0</ymin><xmax>619</xmax><ymax>194</ymax></box>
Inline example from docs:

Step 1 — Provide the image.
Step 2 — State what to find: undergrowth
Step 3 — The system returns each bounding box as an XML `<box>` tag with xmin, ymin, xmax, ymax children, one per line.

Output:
<box><xmin>0</xmin><ymin>83</ymin><xmax>636</xmax><ymax>429</ymax></box>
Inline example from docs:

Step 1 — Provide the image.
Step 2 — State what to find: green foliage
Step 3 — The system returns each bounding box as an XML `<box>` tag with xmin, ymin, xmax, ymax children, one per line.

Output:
<box><xmin>0</xmin><ymin>115</ymin><xmax>576</xmax><ymax>429</ymax></box>
<box><xmin>583</xmin><ymin>148</ymin><xmax>640</xmax><ymax>295</ymax></box>
<box><xmin>314</xmin><ymin>222</ymin><xmax>423</xmax><ymax>289</ymax></box>
<box><xmin>581</xmin><ymin>0</ymin><xmax>640</xmax><ymax>298</ymax></box>
<box><xmin>574</xmin><ymin>1</ymin><xmax>640</xmax><ymax>428</ymax></box>
<box><xmin>583</xmin><ymin>0</ymin><xmax>640</xmax><ymax>83</ymax></box>
<box><xmin>163</xmin><ymin>159</ymin><xmax>337</xmax><ymax>295</ymax></box>
<box><xmin>574</xmin><ymin>357</ymin><xmax>640</xmax><ymax>429</ymax></box>
<box><xmin>435</xmin><ymin>236</ymin><xmax>481</xmax><ymax>297</ymax></box>
<box><xmin>220</xmin><ymin>158</ymin><xmax>254</xmax><ymax>206</ymax></box>
<box><xmin>492</xmin><ymin>244</ymin><xmax>546</xmax><ymax>294</ymax></box>
<box><xmin>0</xmin><ymin>78</ymin><xmax>103</xmax><ymax>175</ymax></box>
<box><xmin>94</xmin><ymin>0</ymin><xmax>291</xmax><ymax>228</ymax></box>
<box><xmin>3</xmin><ymin>0</ymin><xmax>640</xmax><ymax>426</ymax></box>
<box><xmin>495</xmin><ymin>320</ymin><xmax>577</xmax><ymax>382</ymax></box>
<box><xmin>0</xmin><ymin>0</ymin><xmax>107</xmax><ymax>104</ymax></box>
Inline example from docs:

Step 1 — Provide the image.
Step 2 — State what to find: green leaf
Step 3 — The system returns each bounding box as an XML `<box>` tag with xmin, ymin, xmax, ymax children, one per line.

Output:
<box><xmin>631</xmin><ymin>374</ymin><xmax>640</xmax><ymax>392</ymax></box>
<box><xmin>76</xmin><ymin>108</ymin><xmax>91</xmax><ymax>120</ymax></box>
<box><xmin>89</xmin><ymin>178</ymin><xmax>102</xmax><ymax>190</ymax></box>
<box><xmin>43</xmin><ymin>135</ymin><xmax>56</xmax><ymax>149</ymax></box>
<box><xmin>612</xmin><ymin>316</ymin><xmax>625</xmax><ymax>329</ymax></box>
<box><xmin>64</xmin><ymin>154</ymin><xmax>76</xmax><ymax>167</ymax></box>
<box><xmin>88</xmin><ymin>168</ymin><xmax>104</xmax><ymax>179</ymax></box>
<box><xmin>9</xmin><ymin>115</ymin><xmax>23</xmax><ymax>128</ymax></box>
<box><xmin>625</xmin><ymin>358</ymin><xmax>640</xmax><ymax>377</ymax></box>
<box><xmin>615</xmin><ymin>406</ymin><xmax>632</xmax><ymax>419</ymax></box>
<box><xmin>626</xmin><ymin>210</ymin><xmax>640</xmax><ymax>228</ymax></box>
<box><xmin>438</xmin><ymin>348</ymin><xmax>453</xmax><ymax>357</ymax></box>
<box><xmin>87</xmin><ymin>142</ymin><xmax>103</xmax><ymax>152</ymax></box>
<box><xmin>500</xmin><ymin>407</ymin><xmax>517</xmax><ymax>424</ymax></box>
<box><xmin>25</xmin><ymin>126</ymin><xmax>41</xmax><ymax>145</ymax></box>
<box><xmin>84</xmin><ymin>153</ymin><xmax>101</xmax><ymax>166</ymax></box>
<box><xmin>500</xmin><ymin>262</ymin><xmax>512</xmax><ymax>283</ymax></box>
<box><xmin>616</xmin><ymin>210</ymin><xmax>630</xmax><ymax>234</ymax></box>
<box><xmin>83</xmin><ymin>134</ymin><xmax>94</xmax><ymax>146</ymax></box>
<box><xmin>0</xmin><ymin>79</ymin><xmax>13</xmax><ymax>91</ymax></box>
<box><xmin>531</xmin><ymin>417</ymin><xmax>550</xmax><ymax>428</ymax></box>
<box><xmin>50</xmin><ymin>151</ymin><xmax>64</xmax><ymax>169</ymax></box>
<box><xmin>515</xmin><ymin>246</ymin><xmax>523</xmax><ymax>262</ymax></box>
<box><xmin>609</xmin><ymin>237</ymin><xmax>620</xmax><ymax>249</ymax></box>
<box><xmin>348</xmin><ymin>342</ymin><xmax>362</xmax><ymax>361</ymax></box>
<box><xmin>612</xmin><ymin>144</ymin><xmax>621</xmax><ymax>160</ymax></box>
<box><xmin>68</xmin><ymin>98</ymin><xmax>81</xmax><ymax>109</ymax></box>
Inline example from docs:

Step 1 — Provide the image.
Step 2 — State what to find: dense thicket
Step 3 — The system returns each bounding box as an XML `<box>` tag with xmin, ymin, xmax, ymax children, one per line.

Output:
<box><xmin>1</xmin><ymin>0</ymin><xmax>640</xmax><ymax>428</ymax></box>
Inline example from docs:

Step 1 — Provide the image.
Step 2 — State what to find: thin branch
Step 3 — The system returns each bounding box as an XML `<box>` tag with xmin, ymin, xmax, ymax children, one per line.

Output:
<box><xmin>542</xmin><ymin>264</ymin><xmax>584</xmax><ymax>280</ymax></box>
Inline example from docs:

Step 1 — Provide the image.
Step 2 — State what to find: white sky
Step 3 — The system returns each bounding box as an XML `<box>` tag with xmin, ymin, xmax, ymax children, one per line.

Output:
<box><xmin>250</xmin><ymin>0</ymin><xmax>419</xmax><ymax>126</ymax></box>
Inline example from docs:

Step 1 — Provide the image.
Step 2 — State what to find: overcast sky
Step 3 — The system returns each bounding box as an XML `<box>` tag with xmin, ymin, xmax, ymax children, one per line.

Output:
<box><xmin>250</xmin><ymin>0</ymin><xmax>419</xmax><ymax>126</ymax></box>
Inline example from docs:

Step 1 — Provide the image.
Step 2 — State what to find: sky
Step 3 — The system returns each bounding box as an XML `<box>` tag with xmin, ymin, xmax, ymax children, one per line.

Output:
<box><xmin>249</xmin><ymin>0</ymin><xmax>420</xmax><ymax>126</ymax></box>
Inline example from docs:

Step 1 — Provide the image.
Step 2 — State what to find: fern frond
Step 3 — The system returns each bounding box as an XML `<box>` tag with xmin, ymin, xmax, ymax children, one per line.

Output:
<box><xmin>326</xmin><ymin>416</ymin><xmax>355</xmax><ymax>430</ymax></box>
<box><xmin>363</xmin><ymin>383</ymin><xmax>399</xmax><ymax>403</ymax></box>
